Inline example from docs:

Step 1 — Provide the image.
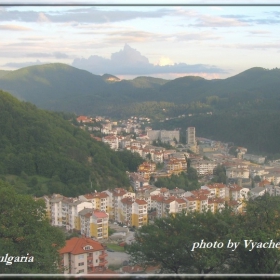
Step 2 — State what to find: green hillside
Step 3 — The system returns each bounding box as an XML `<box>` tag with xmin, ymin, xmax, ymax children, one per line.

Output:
<box><xmin>1</xmin><ymin>64</ymin><xmax>280</xmax><ymax>119</ymax></box>
<box><xmin>0</xmin><ymin>90</ymin><xmax>143</xmax><ymax>196</ymax></box>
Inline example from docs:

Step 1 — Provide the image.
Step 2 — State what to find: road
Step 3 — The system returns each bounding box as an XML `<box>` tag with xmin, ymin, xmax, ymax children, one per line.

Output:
<box><xmin>106</xmin><ymin>251</ymin><xmax>130</xmax><ymax>266</ymax></box>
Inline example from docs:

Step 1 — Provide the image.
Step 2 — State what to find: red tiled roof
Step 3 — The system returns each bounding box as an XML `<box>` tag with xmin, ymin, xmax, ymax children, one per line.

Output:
<box><xmin>84</xmin><ymin>193</ymin><xmax>95</xmax><ymax>199</ymax></box>
<box><xmin>207</xmin><ymin>183</ymin><xmax>226</xmax><ymax>189</ymax></box>
<box><xmin>228</xmin><ymin>184</ymin><xmax>243</xmax><ymax>191</ymax></box>
<box><xmin>121</xmin><ymin>197</ymin><xmax>133</xmax><ymax>205</ymax></box>
<box><xmin>134</xmin><ymin>199</ymin><xmax>147</xmax><ymax>205</ymax></box>
<box><xmin>185</xmin><ymin>196</ymin><xmax>197</xmax><ymax>202</ymax></box>
<box><xmin>93</xmin><ymin>210</ymin><xmax>108</xmax><ymax>218</ymax></box>
<box><xmin>113</xmin><ymin>188</ymin><xmax>127</xmax><ymax>196</ymax></box>
<box><xmin>59</xmin><ymin>237</ymin><xmax>104</xmax><ymax>255</ymax></box>
<box><xmin>77</xmin><ymin>116</ymin><xmax>90</xmax><ymax>121</ymax></box>
<box><xmin>259</xmin><ymin>180</ymin><xmax>271</xmax><ymax>187</ymax></box>
<box><xmin>175</xmin><ymin>198</ymin><xmax>186</xmax><ymax>204</ymax></box>
<box><xmin>208</xmin><ymin>197</ymin><xmax>225</xmax><ymax>204</ymax></box>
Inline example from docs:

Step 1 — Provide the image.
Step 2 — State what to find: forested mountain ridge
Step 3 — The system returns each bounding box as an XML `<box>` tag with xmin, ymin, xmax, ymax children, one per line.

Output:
<box><xmin>1</xmin><ymin>64</ymin><xmax>280</xmax><ymax>119</ymax></box>
<box><xmin>0</xmin><ymin>90</ymin><xmax>143</xmax><ymax>197</ymax></box>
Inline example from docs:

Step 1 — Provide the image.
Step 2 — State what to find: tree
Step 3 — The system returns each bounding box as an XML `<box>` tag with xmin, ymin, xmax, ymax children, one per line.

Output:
<box><xmin>127</xmin><ymin>208</ymin><xmax>236</xmax><ymax>274</ymax></box>
<box><xmin>253</xmin><ymin>175</ymin><xmax>261</xmax><ymax>183</ymax></box>
<box><xmin>230</xmin><ymin>194</ymin><xmax>280</xmax><ymax>273</ymax></box>
<box><xmin>211</xmin><ymin>165</ymin><xmax>227</xmax><ymax>184</ymax></box>
<box><xmin>187</xmin><ymin>167</ymin><xmax>198</xmax><ymax>181</ymax></box>
<box><xmin>0</xmin><ymin>181</ymin><xmax>65</xmax><ymax>273</ymax></box>
<box><xmin>127</xmin><ymin>195</ymin><xmax>280</xmax><ymax>274</ymax></box>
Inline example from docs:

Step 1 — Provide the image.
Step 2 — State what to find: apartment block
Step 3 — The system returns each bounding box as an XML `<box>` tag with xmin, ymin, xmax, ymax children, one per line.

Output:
<box><xmin>166</xmin><ymin>157</ymin><xmax>187</xmax><ymax>175</ymax></box>
<box><xmin>102</xmin><ymin>135</ymin><xmax>119</xmax><ymax>150</ymax></box>
<box><xmin>186</xmin><ymin>127</ymin><xmax>196</xmax><ymax>145</ymax></box>
<box><xmin>79</xmin><ymin>209</ymin><xmax>108</xmax><ymax>240</ymax></box>
<box><xmin>190</xmin><ymin>159</ymin><xmax>218</xmax><ymax>175</ymax></box>
<box><xmin>226</xmin><ymin>184</ymin><xmax>243</xmax><ymax>201</ymax></box>
<box><xmin>111</xmin><ymin>188</ymin><xmax>135</xmax><ymax>222</ymax></box>
<box><xmin>226</xmin><ymin>167</ymin><xmax>250</xmax><ymax>179</ymax></box>
<box><xmin>201</xmin><ymin>183</ymin><xmax>227</xmax><ymax>199</ymax></box>
<box><xmin>132</xmin><ymin>199</ymin><xmax>148</xmax><ymax>227</ymax></box>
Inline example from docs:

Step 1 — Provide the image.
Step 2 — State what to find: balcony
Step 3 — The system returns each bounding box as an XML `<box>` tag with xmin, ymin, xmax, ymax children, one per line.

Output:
<box><xmin>99</xmin><ymin>260</ymin><xmax>108</xmax><ymax>266</ymax></box>
<box><xmin>87</xmin><ymin>255</ymin><xmax>93</xmax><ymax>261</ymax></box>
<box><xmin>99</xmin><ymin>252</ymin><xmax>108</xmax><ymax>259</ymax></box>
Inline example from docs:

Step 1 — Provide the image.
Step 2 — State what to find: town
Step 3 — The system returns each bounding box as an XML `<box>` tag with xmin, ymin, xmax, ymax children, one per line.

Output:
<box><xmin>34</xmin><ymin>115</ymin><xmax>280</xmax><ymax>275</ymax></box>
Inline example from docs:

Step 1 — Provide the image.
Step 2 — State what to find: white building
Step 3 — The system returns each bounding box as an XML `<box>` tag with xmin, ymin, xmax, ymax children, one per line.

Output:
<box><xmin>186</xmin><ymin>127</ymin><xmax>196</xmax><ymax>145</ymax></box>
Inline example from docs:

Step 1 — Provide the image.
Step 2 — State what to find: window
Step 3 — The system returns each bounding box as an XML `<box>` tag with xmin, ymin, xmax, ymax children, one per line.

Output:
<box><xmin>78</xmin><ymin>269</ymin><xmax>84</xmax><ymax>273</ymax></box>
<box><xmin>78</xmin><ymin>262</ymin><xmax>84</xmax><ymax>266</ymax></box>
<box><xmin>83</xmin><ymin>245</ymin><xmax>93</xmax><ymax>250</ymax></box>
<box><xmin>78</xmin><ymin>255</ymin><xmax>84</xmax><ymax>259</ymax></box>
<box><xmin>96</xmin><ymin>259</ymin><xmax>98</xmax><ymax>263</ymax></box>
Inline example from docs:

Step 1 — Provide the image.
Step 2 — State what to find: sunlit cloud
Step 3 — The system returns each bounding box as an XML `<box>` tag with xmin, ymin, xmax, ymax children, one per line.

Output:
<box><xmin>0</xmin><ymin>24</ymin><xmax>31</xmax><ymax>31</ymax></box>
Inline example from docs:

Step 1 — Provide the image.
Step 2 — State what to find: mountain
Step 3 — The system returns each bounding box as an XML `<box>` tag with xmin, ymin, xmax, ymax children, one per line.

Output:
<box><xmin>1</xmin><ymin>64</ymin><xmax>280</xmax><ymax>119</ymax></box>
<box><xmin>102</xmin><ymin>73</ymin><xmax>120</xmax><ymax>82</ymax></box>
<box><xmin>0</xmin><ymin>90</ymin><xmax>143</xmax><ymax>197</ymax></box>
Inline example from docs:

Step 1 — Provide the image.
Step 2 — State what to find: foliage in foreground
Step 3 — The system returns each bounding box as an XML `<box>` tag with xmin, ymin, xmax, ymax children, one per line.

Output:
<box><xmin>0</xmin><ymin>181</ymin><xmax>65</xmax><ymax>273</ymax></box>
<box><xmin>127</xmin><ymin>194</ymin><xmax>280</xmax><ymax>274</ymax></box>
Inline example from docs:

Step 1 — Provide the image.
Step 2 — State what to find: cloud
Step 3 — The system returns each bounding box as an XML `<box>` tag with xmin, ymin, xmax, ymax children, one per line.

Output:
<box><xmin>189</xmin><ymin>14</ymin><xmax>249</xmax><ymax>27</ymax></box>
<box><xmin>25</xmin><ymin>52</ymin><xmax>69</xmax><ymax>58</ymax></box>
<box><xmin>158</xmin><ymin>56</ymin><xmax>174</xmax><ymax>66</ymax></box>
<box><xmin>53</xmin><ymin>52</ymin><xmax>69</xmax><ymax>59</ymax></box>
<box><xmin>248</xmin><ymin>30</ymin><xmax>270</xmax><ymax>35</ymax></box>
<box><xmin>72</xmin><ymin>44</ymin><xmax>226</xmax><ymax>75</ymax></box>
<box><xmin>0</xmin><ymin>24</ymin><xmax>31</xmax><ymax>31</ymax></box>
<box><xmin>37</xmin><ymin>12</ymin><xmax>51</xmax><ymax>22</ymax></box>
<box><xmin>221</xmin><ymin>42</ymin><xmax>280</xmax><ymax>50</ymax></box>
<box><xmin>175</xmin><ymin>31</ymin><xmax>221</xmax><ymax>41</ymax></box>
<box><xmin>0</xmin><ymin>7</ymin><xmax>171</xmax><ymax>24</ymax></box>
<box><xmin>3</xmin><ymin>60</ymin><xmax>44</xmax><ymax>68</ymax></box>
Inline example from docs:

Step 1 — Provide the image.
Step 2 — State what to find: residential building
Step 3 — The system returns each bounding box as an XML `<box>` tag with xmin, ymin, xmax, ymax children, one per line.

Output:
<box><xmin>102</xmin><ymin>135</ymin><xmax>119</xmax><ymax>150</ymax></box>
<box><xmin>60</xmin><ymin>237</ymin><xmax>108</xmax><ymax>274</ymax></box>
<box><xmin>190</xmin><ymin>159</ymin><xmax>218</xmax><ymax>175</ymax></box>
<box><xmin>243</xmin><ymin>154</ymin><xmax>266</xmax><ymax>164</ymax></box>
<box><xmin>226</xmin><ymin>167</ymin><xmax>250</xmax><ymax>179</ymax></box>
<box><xmin>186</xmin><ymin>127</ymin><xmax>196</xmax><ymax>145</ymax></box>
<box><xmin>226</xmin><ymin>184</ymin><xmax>243</xmax><ymax>201</ymax></box>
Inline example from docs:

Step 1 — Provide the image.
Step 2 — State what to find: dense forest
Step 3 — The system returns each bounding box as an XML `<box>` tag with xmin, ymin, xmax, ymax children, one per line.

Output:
<box><xmin>0</xmin><ymin>90</ymin><xmax>143</xmax><ymax>197</ymax></box>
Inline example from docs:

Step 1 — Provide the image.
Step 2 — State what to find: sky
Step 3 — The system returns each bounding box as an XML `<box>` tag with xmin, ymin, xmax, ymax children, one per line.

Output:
<box><xmin>1</xmin><ymin>1</ymin><xmax>280</xmax><ymax>80</ymax></box>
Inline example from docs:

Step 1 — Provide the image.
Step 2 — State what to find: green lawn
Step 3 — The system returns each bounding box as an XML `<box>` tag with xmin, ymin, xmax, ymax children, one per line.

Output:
<box><xmin>106</xmin><ymin>243</ymin><xmax>125</xmax><ymax>252</ymax></box>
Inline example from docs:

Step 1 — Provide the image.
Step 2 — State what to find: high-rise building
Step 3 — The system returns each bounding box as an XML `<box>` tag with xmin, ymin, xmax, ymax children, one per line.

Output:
<box><xmin>186</xmin><ymin>127</ymin><xmax>196</xmax><ymax>145</ymax></box>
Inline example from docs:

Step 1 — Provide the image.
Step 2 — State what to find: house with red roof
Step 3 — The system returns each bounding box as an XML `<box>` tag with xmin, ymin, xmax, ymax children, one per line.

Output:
<box><xmin>59</xmin><ymin>237</ymin><xmax>108</xmax><ymax>274</ymax></box>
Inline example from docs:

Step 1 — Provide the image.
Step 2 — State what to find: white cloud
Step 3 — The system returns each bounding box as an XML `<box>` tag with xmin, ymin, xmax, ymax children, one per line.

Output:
<box><xmin>72</xmin><ymin>44</ymin><xmax>226</xmax><ymax>76</ymax></box>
